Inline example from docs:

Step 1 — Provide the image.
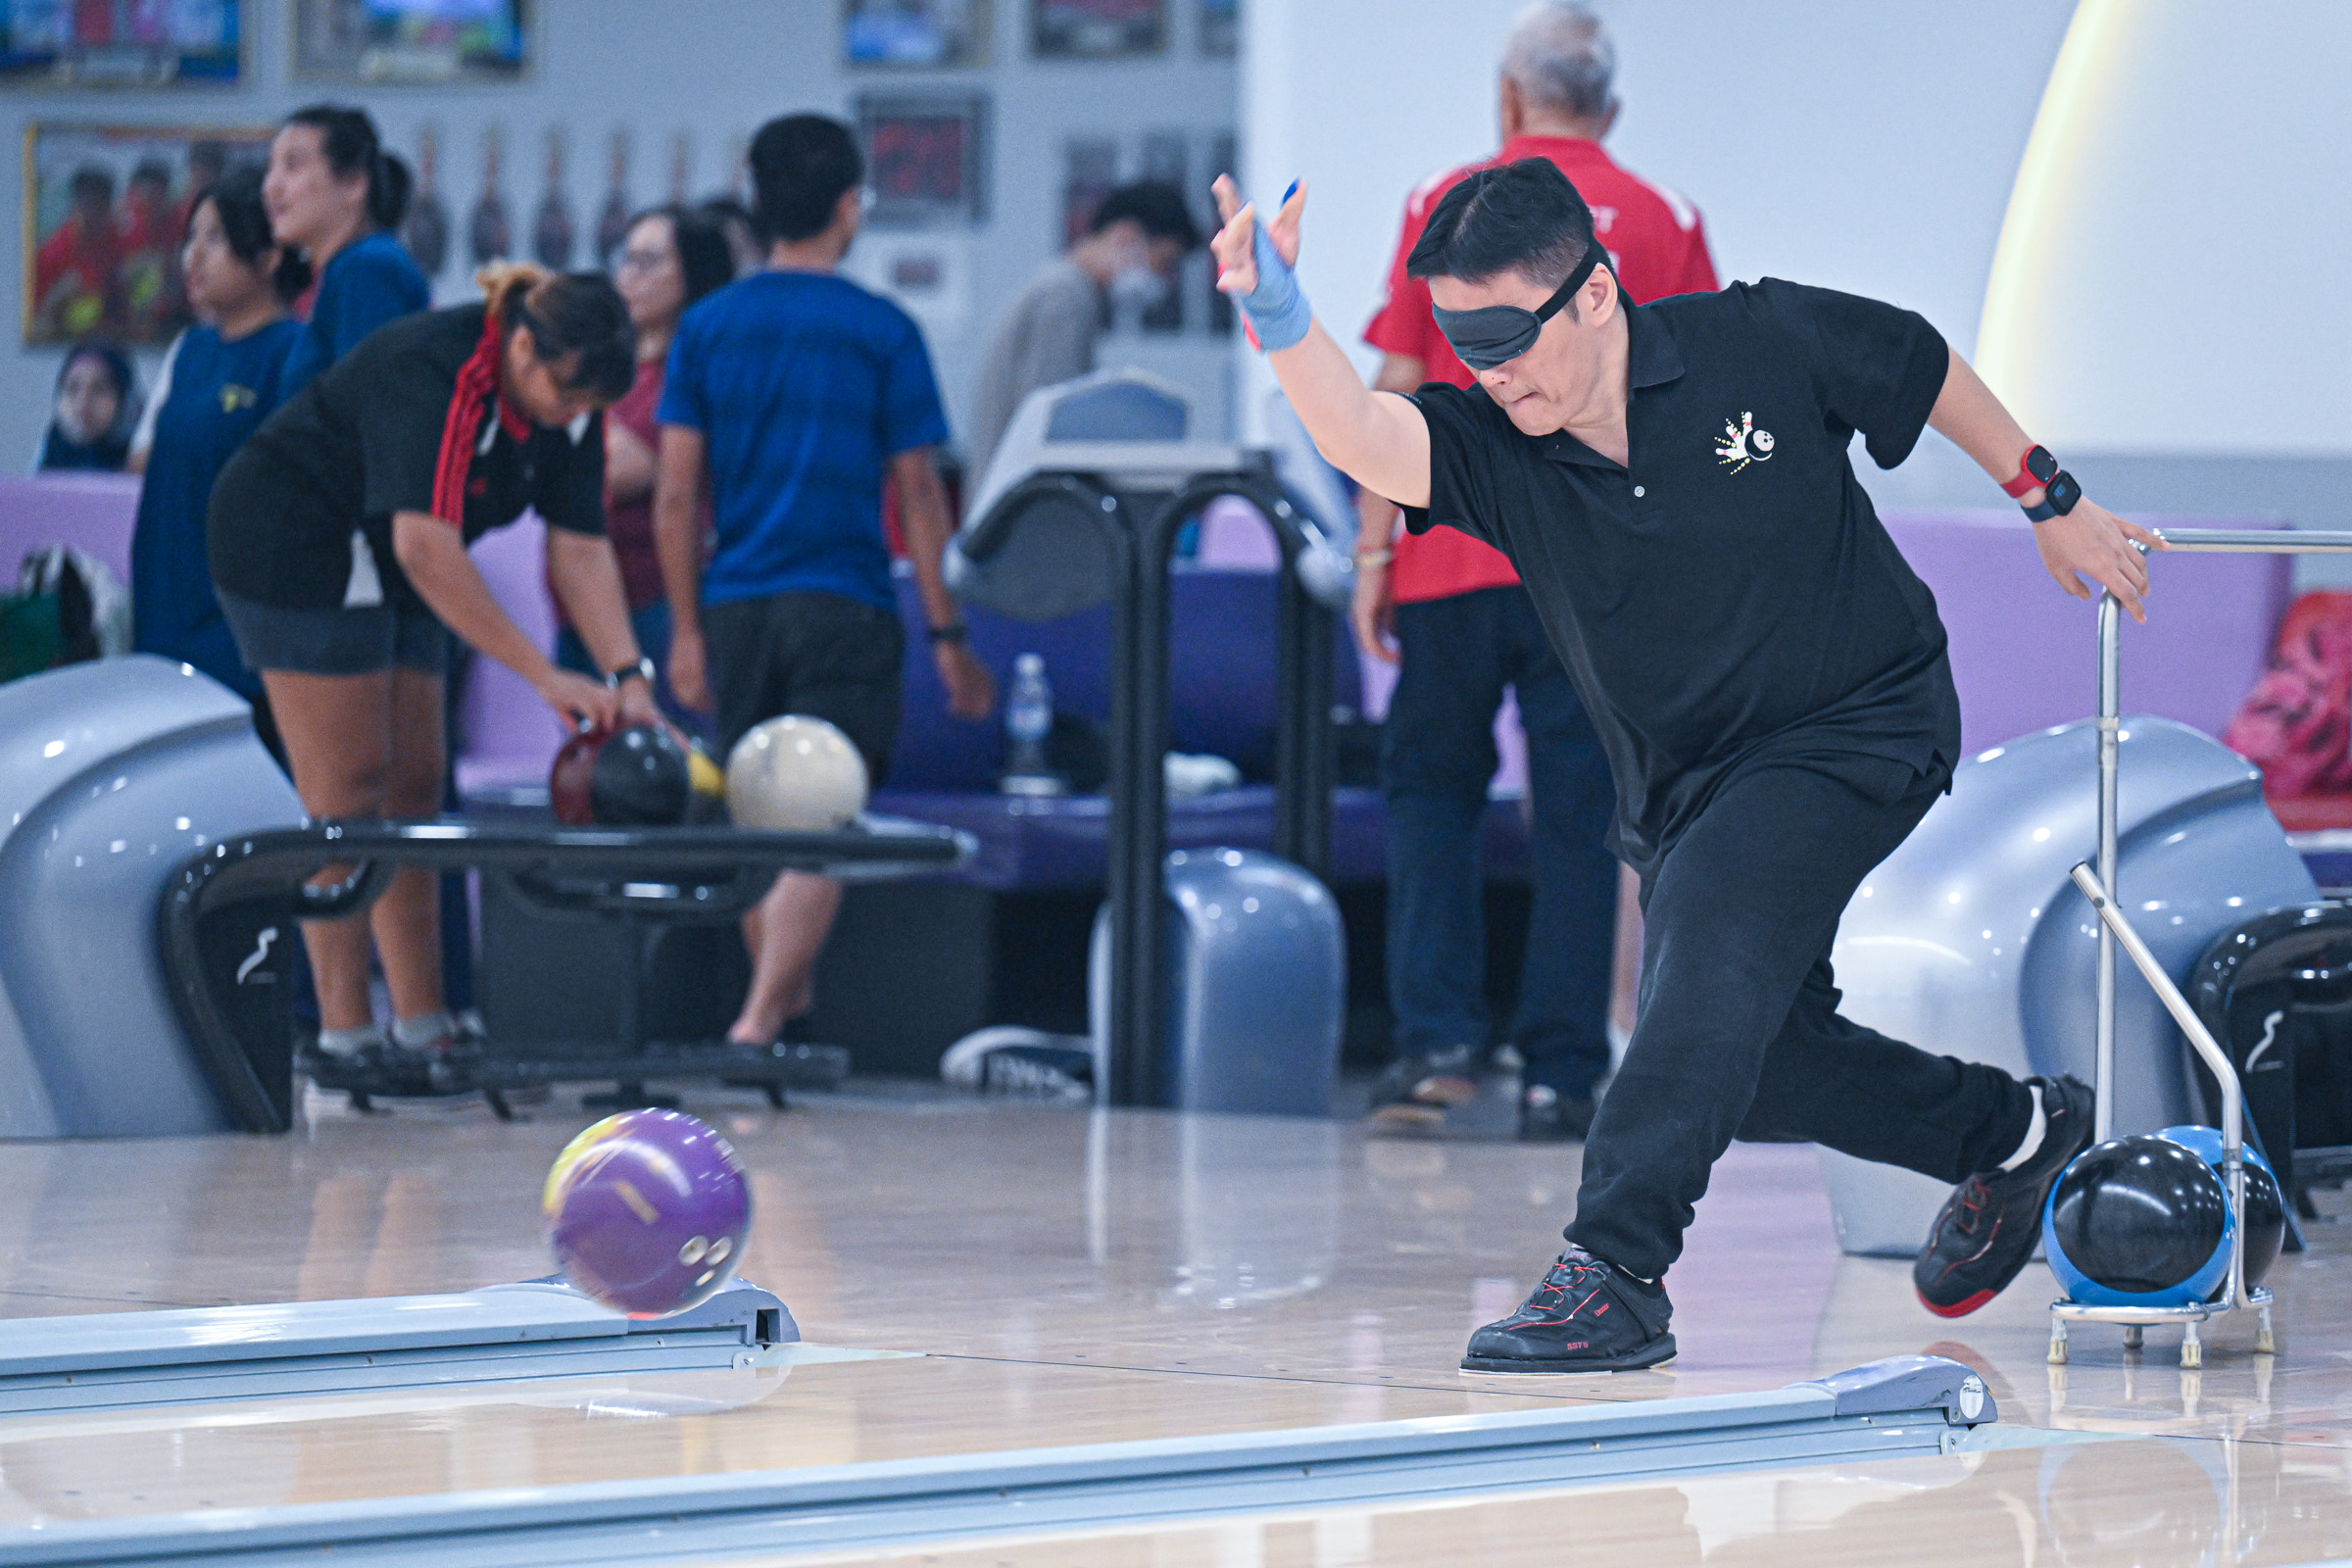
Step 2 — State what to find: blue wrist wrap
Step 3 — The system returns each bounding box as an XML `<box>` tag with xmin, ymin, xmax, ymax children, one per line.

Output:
<box><xmin>1241</xmin><ymin>220</ymin><xmax>1312</xmax><ymax>353</ymax></box>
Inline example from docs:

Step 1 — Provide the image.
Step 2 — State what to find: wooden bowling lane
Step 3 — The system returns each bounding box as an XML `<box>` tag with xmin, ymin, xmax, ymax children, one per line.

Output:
<box><xmin>2</xmin><ymin>1090</ymin><xmax>2350</xmax><ymax>1538</ymax></box>
<box><xmin>725</xmin><ymin>1435</ymin><xmax>2352</xmax><ymax>1568</ymax></box>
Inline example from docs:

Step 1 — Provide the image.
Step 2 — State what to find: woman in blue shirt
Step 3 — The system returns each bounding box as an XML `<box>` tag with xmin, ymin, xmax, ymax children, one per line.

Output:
<box><xmin>130</xmin><ymin>166</ymin><xmax>308</xmax><ymax>752</ymax></box>
<box><xmin>264</xmin><ymin>105</ymin><xmax>428</xmax><ymax>394</ymax></box>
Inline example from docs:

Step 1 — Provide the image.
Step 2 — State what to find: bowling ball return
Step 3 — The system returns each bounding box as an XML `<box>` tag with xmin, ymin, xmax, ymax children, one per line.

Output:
<box><xmin>163</xmin><ymin>815</ymin><xmax>973</xmax><ymax>1129</ymax></box>
<box><xmin>2044</xmin><ymin>526</ymin><xmax>2352</xmax><ymax>1367</ymax></box>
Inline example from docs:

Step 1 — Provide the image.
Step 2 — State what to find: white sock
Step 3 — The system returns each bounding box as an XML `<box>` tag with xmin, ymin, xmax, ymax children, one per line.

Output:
<box><xmin>1999</xmin><ymin>1083</ymin><xmax>2048</xmax><ymax>1172</ymax></box>
<box><xmin>317</xmin><ymin>1024</ymin><xmax>384</xmax><ymax>1058</ymax></box>
<box><xmin>391</xmin><ymin>1011</ymin><xmax>454</xmax><ymax>1050</ymax></box>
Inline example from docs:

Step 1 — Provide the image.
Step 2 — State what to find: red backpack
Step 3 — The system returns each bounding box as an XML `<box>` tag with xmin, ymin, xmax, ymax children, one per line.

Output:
<box><xmin>2224</xmin><ymin>591</ymin><xmax>2352</xmax><ymax>799</ymax></box>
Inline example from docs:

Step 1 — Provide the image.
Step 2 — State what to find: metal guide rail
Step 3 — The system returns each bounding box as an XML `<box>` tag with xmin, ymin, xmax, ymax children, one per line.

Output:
<box><xmin>0</xmin><ymin>1278</ymin><xmax>798</xmax><ymax>1417</ymax></box>
<box><xmin>0</xmin><ymin>1355</ymin><xmax>2013</xmax><ymax>1566</ymax></box>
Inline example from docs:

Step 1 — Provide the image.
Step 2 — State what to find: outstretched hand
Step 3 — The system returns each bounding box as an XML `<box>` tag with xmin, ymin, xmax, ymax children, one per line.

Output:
<box><xmin>1210</xmin><ymin>174</ymin><xmax>1304</xmax><ymax>302</ymax></box>
<box><xmin>2034</xmin><ymin>499</ymin><xmax>2165</xmax><ymax>623</ymax></box>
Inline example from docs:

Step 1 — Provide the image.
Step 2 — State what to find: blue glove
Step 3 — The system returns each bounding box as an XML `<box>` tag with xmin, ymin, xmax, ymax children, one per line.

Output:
<box><xmin>1237</xmin><ymin>188</ymin><xmax>1312</xmax><ymax>353</ymax></box>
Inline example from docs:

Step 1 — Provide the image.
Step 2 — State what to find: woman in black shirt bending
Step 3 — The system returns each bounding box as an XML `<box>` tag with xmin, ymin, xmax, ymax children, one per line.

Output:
<box><xmin>210</xmin><ymin>263</ymin><xmax>659</xmax><ymax>1084</ymax></box>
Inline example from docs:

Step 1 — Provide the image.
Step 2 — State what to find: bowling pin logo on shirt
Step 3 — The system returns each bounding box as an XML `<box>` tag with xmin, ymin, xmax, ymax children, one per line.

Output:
<box><xmin>1715</xmin><ymin>411</ymin><xmax>1775</xmax><ymax>473</ymax></box>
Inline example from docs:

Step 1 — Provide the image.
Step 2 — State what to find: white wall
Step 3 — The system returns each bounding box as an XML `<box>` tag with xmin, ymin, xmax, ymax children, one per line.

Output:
<box><xmin>1241</xmin><ymin>0</ymin><xmax>2077</xmax><ymax>434</ymax></box>
<box><xmin>1979</xmin><ymin>0</ymin><xmax>2352</xmax><ymax>455</ymax></box>
<box><xmin>0</xmin><ymin>0</ymin><xmax>1236</xmax><ymax>466</ymax></box>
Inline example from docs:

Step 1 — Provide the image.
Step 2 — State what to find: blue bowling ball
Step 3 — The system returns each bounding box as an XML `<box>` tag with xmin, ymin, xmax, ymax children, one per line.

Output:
<box><xmin>2154</xmin><ymin>1125</ymin><xmax>2285</xmax><ymax>1289</ymax></box>
<box><xmin>2042</xmin><ymin>1134</ymin><xmax>2231</xmax><ymax>1308</ymax></box>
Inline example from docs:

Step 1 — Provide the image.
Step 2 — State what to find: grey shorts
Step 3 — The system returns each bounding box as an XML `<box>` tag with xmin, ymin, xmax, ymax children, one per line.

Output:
<box><xmin>218</xmin><ymin>589</ymin><xmax>450</xmax><ymax>678</ymax></box>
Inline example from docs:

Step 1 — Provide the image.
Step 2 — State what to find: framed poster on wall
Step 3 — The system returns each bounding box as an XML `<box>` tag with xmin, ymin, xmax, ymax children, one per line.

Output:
<box><xmin>0</xmin><ymin>1</ymin><xmax>243</xmax><ymax>87</ymax></box>
<box><xmin>845</xmin><ymin>0</ymin><xmax>991</xmax><ymax>69</ymax></box>
<box><xmin>294</xmin><ymin>0</ymin><xmax>531</xmax><ymax>84</ymax></box>
<box><xmin>1059</xmin><ymin>136</ymin><xmax>1115</xmax><ymax>247</ymax></box>
<box><xmin>857</xmin><ymin>93</ymin><xmax>989</xmax><ymax>225</ymax></box>
<box><xmin>1200</xmin><ymin>0</ymin><xmax>1235</xmax><ymax>57</ymax></box>
<box><xmin>23</xmin><ymin>122</ymin><xmax>272</xmax><ymax>346</ymax></box>
<box><xmin>1032</xmin><ymin>0</ymin><xmax>1163</xmax><ymax>60</ymax></box>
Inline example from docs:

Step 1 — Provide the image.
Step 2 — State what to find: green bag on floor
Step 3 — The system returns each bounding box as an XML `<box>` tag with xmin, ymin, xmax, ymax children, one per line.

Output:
<box><xmin>0</xmin><ymin>592</ymin><xmax>63</xmax><ymax>684</ymax></box>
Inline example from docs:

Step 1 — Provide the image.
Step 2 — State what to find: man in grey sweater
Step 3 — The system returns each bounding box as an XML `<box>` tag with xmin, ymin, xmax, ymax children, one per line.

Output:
<box><xmin>967</xmin><ymin>181</ymin><xmax>1200</xmax><ymax>480</ymax></box>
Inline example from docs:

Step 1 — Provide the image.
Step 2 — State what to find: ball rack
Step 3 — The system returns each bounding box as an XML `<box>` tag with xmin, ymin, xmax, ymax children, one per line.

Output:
<box><xmin>2053</xmin><ymin>526</ymin><xmax>2352</xmax><ymax>1366</ymax></box>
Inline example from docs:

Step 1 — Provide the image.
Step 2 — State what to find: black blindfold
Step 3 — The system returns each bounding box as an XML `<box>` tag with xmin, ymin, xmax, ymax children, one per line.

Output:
<box><xmin>1431</xmin><ymin>247</ymin><xmax>1607</xmax><ymax>370</ymax></box>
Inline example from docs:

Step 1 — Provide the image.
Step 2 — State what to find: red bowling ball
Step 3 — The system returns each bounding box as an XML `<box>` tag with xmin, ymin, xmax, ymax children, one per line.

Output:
<box><xmin>543</xmin><ymin>1109</ymin><xmax>753</xmax><ymax>1317</ymax></box>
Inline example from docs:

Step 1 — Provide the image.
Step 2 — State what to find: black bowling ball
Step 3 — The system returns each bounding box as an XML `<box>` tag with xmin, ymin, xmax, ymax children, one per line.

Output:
<box><xmin>2047</xmin><ymin>1135</ymin><xmax>2229</xmax><ymax>1300</ymax></box>
<box><xmin>2238</xmin><ymin>1158</ymin><xmax>2287</xmax><ymax>1289</ymax></box>
<box><xmin>589</xmin><ymin>724</ymin><xmax>690</xmax><ymax>826</ymax></box>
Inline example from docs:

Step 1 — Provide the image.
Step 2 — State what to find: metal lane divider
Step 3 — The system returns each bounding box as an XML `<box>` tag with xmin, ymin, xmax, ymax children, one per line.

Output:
<box><xmin>0</xmin><ymin>1356</ymin><xmax>2014</xmax><ymax>1566</ymax></box>
<box><xmin>0</xmin><ymin>1278</ymin><xmax>796</xmax><ymax>1417</ymax></box>
<box><xmin>2056</xmin><ymin>525</ymin><xmax>2352</xmax><ymax>1367</ymax></box>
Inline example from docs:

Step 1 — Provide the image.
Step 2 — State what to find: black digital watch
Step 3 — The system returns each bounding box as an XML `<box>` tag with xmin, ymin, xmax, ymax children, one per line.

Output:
<box><xmin>2022</xmin><ymin>469</ymin><xmax>2082</xmax><ymax>522</ymax></box>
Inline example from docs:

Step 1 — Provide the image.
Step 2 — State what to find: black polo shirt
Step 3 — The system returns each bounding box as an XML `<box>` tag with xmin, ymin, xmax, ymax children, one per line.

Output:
<box><xmin>208</xmin><ymin>304</ymin><xmax>607</xmax><ymax>612</ymax></box>
<box><xmin>1403</xmin><ymin>278</ymin><xmax>1961</xmax><ymax>871</ymax></box>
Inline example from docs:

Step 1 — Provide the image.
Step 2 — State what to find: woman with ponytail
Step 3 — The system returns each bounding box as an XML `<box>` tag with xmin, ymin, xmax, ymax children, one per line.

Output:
<box><xmin>265</xmin><ymin>103</ymin><xmax>429</xmax><ymax>393</ymax></box>
<box><xmin>207</xmin><ymin>262</ymin><xmax>649</xmax><ymax>1091</ymax></box>
<box><xmin>128</xmin><ymin>166</ymin><xmax>308</xmax><ymax>751</ymax></box>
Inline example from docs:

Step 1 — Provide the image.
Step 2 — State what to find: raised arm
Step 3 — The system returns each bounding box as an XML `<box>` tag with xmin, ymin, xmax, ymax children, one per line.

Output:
<box><xmin>1210</xmin><ymin>177</ymin><xmax>1432</xmax><ymax>510</ymax></box>
<box><xmin>1928</xmin><ymin>345</ymin><xmax>2163</xmax><ymax>622</ymax></box>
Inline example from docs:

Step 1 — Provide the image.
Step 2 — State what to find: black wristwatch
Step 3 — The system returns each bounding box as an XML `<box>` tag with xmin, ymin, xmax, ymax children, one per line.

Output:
<box><xmin>605</xmin><ymin>655</ymin><xmax>657</xmax><ymax>689</ymax></box>
<box><xmin>2022</xmin><ymin>469</ymin><xmax>2083</xmax><ymax>522</ymax></box>
<box><xmin>927</xmin><ymin>622</ymin><xmax>969</xmax><ymax>645</ymax></box>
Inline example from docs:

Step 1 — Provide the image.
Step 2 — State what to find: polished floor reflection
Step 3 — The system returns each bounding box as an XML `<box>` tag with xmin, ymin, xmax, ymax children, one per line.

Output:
<box><xmin>1</xmin><ymin>1089</ymin><xmax>2347</xmax><ymax>1563</ymax></box>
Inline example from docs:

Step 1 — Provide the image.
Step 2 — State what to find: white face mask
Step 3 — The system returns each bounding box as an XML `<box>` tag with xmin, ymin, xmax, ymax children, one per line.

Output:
<box><xmin>1109</xmin><ymin>263</ymin><xmax>1170</xmax><ymax>313</ymax></box>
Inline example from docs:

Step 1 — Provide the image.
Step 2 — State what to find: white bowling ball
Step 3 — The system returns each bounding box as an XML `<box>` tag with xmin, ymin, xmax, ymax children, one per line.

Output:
<box><xmin>724</xmin><ymin>715</ymin><xmax>868</xmax><ymax>831</ymax></box>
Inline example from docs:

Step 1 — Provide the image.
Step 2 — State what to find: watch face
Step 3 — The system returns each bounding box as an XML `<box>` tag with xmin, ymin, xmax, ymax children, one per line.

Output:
<box><xmin>2048</xmin><ymin>470</ymin><xmax>2082</xmax><ymax>514</ymax></box>
<box><xmin>2026</xmin><ymin>445</ymin><xmax>2060</xmax><ymax>485</ymax></box>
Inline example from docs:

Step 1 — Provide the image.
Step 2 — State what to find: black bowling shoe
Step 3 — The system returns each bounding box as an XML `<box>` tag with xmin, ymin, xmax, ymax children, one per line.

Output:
<box><xmin>1461</xmin><ymin>1248</ymin><xmax>1677</xmax><ymax>1373</ymax></box>
<box><xmin>1914</xmin><ymin>1074</ymin><xmax>2095</xmax><ymax>1317</ymax></box>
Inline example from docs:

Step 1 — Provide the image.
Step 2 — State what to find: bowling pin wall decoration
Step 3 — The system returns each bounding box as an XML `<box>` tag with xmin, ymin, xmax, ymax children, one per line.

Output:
<box><xmin>534</xmin><ymin>125</ymin><xmax>574</xmax><ymax>269</ymax></box>
<box><xmin>596</xmin><ymin>128</ymin><xmax>632</xmax><ymax>270</ymax></box>
<box><xmin>470</xmin><ymin>125</ymin><xmax>512</xmax><ymax>267</ymax></box>
<box><xmin>402</xmin><ymin>123</ymin><xmax>452</xmax><ymax>279</ymax></box>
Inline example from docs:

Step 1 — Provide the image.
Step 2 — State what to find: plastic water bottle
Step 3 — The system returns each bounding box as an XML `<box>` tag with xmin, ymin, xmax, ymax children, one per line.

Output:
<box><xmin>1003</xmin><ymin>652</ymin><xmax>1063</xmax><ymax>795</ymax></box>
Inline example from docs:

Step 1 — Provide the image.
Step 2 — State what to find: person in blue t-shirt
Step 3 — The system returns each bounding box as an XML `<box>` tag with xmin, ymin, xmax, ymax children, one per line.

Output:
<box><xmin>130</xmin><ymin>166</ymin><xmax>308</xmax><ymax>755</ymax></box>
<box><xmin>657</xmin><ymin>113</ymin><xmax>996</xmax><ymax>1051</ymax></box>
<box><xmin>265</xmin><ymin>105</ymin><xmax>430</xmax><ymax>395</ymax></box>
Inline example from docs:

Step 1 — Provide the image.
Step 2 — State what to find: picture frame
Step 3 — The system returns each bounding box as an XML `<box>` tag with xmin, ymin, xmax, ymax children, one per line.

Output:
<box><xmin>1032</xmin><ymin>0</ymin><xmax>1164</xmax><ymax>60</ymax></box>
<box><xmin>1199</xmin><ymin>0</ymin><xmax>1235</xmax><ymax>58</ymax></box>
<box><xmin>856</xmin><ymin>92</ymin><xmax>989</xmax><ymax>226</ymax></box>
<box><xmin>0</xmin><ymin>2</ymin><xmax>243</xmax><ymax>88</ymax></box>
<box><xmin>1058</xmin><ymin>135</ymin><xmax>1115</xmax><ymax>248</ymax></box>
<box><xmin>845</xmin><ymin>0</ymin><xmax>992</xmax><ymax>69</ymax></box>
<box><xmin>23</xmin><ymin>122</ymin><xmax>274</xmax><ymax>347</ymax></box>
<box><xmin>293</xmin><ymin>0</ymin><xmax>533</xmax><ymax>85</ymax></box>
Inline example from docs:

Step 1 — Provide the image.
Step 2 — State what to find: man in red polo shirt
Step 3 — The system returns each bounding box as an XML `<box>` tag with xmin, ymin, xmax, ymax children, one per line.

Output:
<box><xmin>1357</xmin><ymin>1</ymin><xmax>1717</xmax><ymax>1141</ymax></box>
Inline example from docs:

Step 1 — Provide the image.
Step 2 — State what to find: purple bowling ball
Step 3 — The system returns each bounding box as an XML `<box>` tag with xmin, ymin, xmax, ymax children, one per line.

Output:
<box><xmin>543</xmin><ymin>1109</ymin><xmax>753</xmax><ymax>1317</ymax></box>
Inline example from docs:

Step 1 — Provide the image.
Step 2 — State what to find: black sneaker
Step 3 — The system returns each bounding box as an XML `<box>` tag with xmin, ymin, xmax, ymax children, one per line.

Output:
<box><xmin>297</xmin><ymin>1036</ymin><xmax>440</xmax><ymax>1098</ymax></box>
<box><xmin>1366</xmin><ymin>1045</ymin><xmax>1479</xmax><ymax>1134</ymax></box>
<box><xmin>1461</xmin><ymin>1248</ymin><xmax>1677</xmax><ymax>1372</ymax></box>
<box><xmin>1915</xmin><ymin>1074</ymin><xmax>2095</xmax><ymax>1318</ymax></box>
<box><xmin>1518</xmin><ymin>1084</ymin><xmax>1595</xmax><ymax>1143</ymax></box>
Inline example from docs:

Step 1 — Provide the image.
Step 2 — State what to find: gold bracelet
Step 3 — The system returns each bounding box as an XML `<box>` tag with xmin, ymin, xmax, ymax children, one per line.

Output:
<box><xmin>1353</xmin><ymin>547</ymin><xmax>1395</xmax><ymax>568</ymax></box>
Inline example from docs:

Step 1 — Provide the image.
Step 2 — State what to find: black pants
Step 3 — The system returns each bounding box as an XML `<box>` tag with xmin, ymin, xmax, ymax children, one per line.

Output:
<box><xmin>704</xmin><ymin>590</ymin><xmax>905</xmax><ymax>779</ymax></box>
<box><xmin>1567</xmin><ymin>761</ymin><xmax>2035</xmax><ymax>1281</ymax></box>
<box><xmin>1383</xmin><ymin>587</ymin><xmax>1616</xmax><ymax>1094</ymax></box>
